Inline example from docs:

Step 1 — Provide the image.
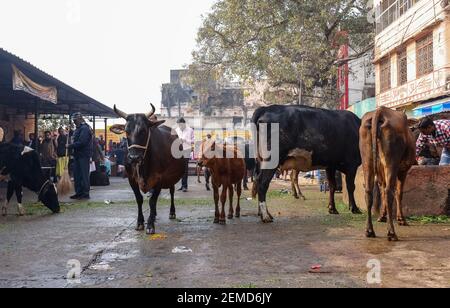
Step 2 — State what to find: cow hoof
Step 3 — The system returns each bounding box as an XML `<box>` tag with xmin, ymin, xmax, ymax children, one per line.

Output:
<box><xmin>219</xmin><ymin>220</ymin><xmax>226</xmax><ymax>225</ymax></box>
<box><xmin>352</xmin><ymin>207</ymin><xmax>363</xmax><ymax>215</ymax></box>
<box><xmin>329</xmin><ymin>208</ymin><xmax>340</xmax><ymax>215</ymax></box>
<box><xmin>398</xmin><ymin>220</ymin><xmax>409</xmax><ymax>227</ymax></box>
<box><xmin>366</xmin><ymin>231</ymin><xmax>377</xmax><ymax>238</ymax></box>
<box><xmin>135</xmin><ymin>224</ymin><xmax>145</xmax><ymax>232</ymax></box>
<box><xmin>294</xmin><ymin>195</ymin><xmax>300</xmax><ymax>200</ymax></box>
<box><xmin>388</xmin><ymin>233</ymin><xmax>399</xmax><ymax>242</ymax></box>
<box><xmin>146</xmin><ymin>228</ymin><xmax>156</xmax><ymax>235</ymax></box>
<box><xmin>378</xmin><ymin>217</ymin><xmax>387</xmax><ymax>223</ymax></box>
<box><xmin>235</xmin><ymin>213</ymin><xmax>240</xmax><ymax>218</ymax></box>
<box><xmin>302</xmin><ymin>196</ymin><xmax>307</xmax><ymax>201</ymax></box>
<box><xmin>227</xmin><ymin>215</ymin><xmax>234</xmax><ymax>220</ymax></box>
<box><xmin>169</xmin><ymin>214</ymin><xmax>177</xmax><ymax>220</ymax></box>
<box><xmin>261</xmin><ymin>215</ymin><xmax>274</xmax><ymax>223</ymax></box>
<box><xmin>17</xmin><ymin>205</ymin><xmax>25</xmax><ymax>217</ymax></box>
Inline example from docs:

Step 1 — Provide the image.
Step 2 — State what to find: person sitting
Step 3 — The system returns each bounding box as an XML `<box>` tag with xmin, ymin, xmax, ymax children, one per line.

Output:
<box><xmin>113</xmin><ymin>144</ymin><xmax>126</xmax><ymax>177</ymax></box>
<box><xmin>416</xmin><ymin>117</ymin><xmax>450</xmax><ymax>166</ymax></box>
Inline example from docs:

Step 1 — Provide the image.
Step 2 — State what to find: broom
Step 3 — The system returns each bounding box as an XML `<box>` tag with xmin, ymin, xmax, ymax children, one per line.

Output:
<box><xmin>57</xmin><ymin>132</ymin><xmax>73</xmax><ymax>196</ymax></box>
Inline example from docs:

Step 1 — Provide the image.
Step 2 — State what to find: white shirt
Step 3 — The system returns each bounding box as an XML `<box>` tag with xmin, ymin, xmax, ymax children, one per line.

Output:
<box><xmin>176</xmin><ymin>126</ymin><xmax>194</xmax><ymax>151</ymax></box>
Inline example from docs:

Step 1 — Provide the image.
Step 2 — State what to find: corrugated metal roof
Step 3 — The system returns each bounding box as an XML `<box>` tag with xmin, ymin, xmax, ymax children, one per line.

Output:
<box><xmin>0</xmin><ymin>47</ymin><xmax>117</xmax><ymax>118</ymax></box>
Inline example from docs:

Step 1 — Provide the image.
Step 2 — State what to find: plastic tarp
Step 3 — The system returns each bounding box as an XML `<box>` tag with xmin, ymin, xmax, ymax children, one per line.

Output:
<box><xmin>414</xmin><ymin>100</ymin><xmax>450</xmax><ymax>117</ymax></box>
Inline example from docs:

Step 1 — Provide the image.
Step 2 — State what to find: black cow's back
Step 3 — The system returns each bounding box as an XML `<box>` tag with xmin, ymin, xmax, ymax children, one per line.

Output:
<box><xmin>252</xmin><ymin>105</ymin><xmax>362</xmax><ymax>170</ymax></box>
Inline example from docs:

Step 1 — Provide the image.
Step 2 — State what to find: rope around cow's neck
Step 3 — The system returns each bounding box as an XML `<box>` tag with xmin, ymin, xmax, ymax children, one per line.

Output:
<box><xmin>128</xmin><ymin>130</ymin><xmax>151</xmax><ymax>160</ymax></box>
<box><xmin>128</xmin><ymin>130</ymin><xmax>152</xmax><ymax>181</ymax></box>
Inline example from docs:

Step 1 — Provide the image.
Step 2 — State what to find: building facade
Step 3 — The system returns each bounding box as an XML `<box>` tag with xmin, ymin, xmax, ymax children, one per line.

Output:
<box><xmin>160</xmin><ymin>69</ymin><xmax>261</xmax><ymax>126</ymax></box>
<box><xmin>374</xmin><ymin>0</ymin><xmax>450</xmax><ymax>117</ymax></box>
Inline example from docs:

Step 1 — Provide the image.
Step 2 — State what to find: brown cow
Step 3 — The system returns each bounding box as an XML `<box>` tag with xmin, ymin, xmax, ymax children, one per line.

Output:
<box><xmin>360</xmin><ymin>107</ymin><xmax>417</xmax><ymax>241</ymax></box>
<box><xmin>198</xmin><ymin>140</ymin><xmax>246</xmax><ymax>225</ymax></box>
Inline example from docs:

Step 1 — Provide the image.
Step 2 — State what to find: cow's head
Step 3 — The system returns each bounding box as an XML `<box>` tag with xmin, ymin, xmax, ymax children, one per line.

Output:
<box><xmin>197</xmin><ymin>139</ymin><xmax>217</xmax><ymax>168</ymax></box>
<box><xmin>111</xmin><ymin>104</ymin><xmax>165</xmax><ymax>164</ymax></box>
<box><xmin>39</xmin><ymin>181</ymin><xmax>60</xmax><ymax>214</ymax></box>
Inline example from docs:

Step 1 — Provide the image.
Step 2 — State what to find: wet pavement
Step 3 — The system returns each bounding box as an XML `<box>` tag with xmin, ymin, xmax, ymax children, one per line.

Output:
<box><xmin>0</xmin><ymin>177</ymin><xmax>449</xmax><ymax>288</ymax></box>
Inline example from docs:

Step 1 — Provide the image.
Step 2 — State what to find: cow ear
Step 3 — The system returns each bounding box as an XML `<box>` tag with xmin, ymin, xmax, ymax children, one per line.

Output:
<box><xmin>407</xmin><ymin>119</ymin><xmax>419</xmax><ymax>128</ymax></box>
<box><xmin>150</xmin><ymin>120</ymin><xmax>166</xmax><ymax>128</ymax></box>
<box><xmin>110</xmin><ymin>124</ymin><xmax>125</xmax><ymax>135</ymax></box>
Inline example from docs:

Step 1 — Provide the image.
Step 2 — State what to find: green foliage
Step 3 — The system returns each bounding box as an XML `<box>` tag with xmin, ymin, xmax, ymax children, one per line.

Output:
<box><xmin>39</xmin><ymin>116</ymin><xmax>71</xmax><ymax>133</ymax></box>
<box><xmin>408</xmin><ymin>216</ymin><xmax>450</xmax><ymax>225</ymax></box>
<box><xmin>192</xmin><ymin>0</ymin><xmax>374</xmax><ymax>107</ymax></box>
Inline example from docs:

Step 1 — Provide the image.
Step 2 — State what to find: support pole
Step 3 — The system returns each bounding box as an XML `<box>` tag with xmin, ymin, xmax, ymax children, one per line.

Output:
<box><xmin>35</xmin><ymin>100</ymin><xmax>40</xmax><ymax>154</ymax></box>
<box><xmin>92</xmin><ymin>115</ymin><xmax>96</xmax><ymax>136</ymax></box>
<box><xmin>104</xmin><ymin>118</ymin><xmax>108</xmax><ymax>153</ymax></box>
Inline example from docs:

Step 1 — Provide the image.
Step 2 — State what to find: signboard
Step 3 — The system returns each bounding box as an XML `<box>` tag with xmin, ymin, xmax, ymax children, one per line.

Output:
<box><xmin>377</xmin><ymin>69</ymin><xmax>450</xmax><ymax>109</ymax></box>
<box><xmin>12</xmin><ymin>64</ymin><xmax>58</xmax><ymax>104</ymax></box>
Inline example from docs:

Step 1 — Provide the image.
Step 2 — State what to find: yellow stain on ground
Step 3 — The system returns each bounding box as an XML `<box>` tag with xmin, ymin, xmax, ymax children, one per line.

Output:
<box><xmin>149</xmin><ymin>233</ymin><xmax>168</xmax><ymax>241</ymax></box>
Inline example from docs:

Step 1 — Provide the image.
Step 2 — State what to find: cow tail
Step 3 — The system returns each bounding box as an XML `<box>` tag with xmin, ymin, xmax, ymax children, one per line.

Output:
<box><xmin>372</xmin><ymin>108</ymin><xmax>382</xmax><ymax>178</ymax></box>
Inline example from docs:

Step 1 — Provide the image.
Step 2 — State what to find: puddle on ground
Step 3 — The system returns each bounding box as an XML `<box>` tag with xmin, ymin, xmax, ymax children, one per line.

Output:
<box><xmin>90</xmin><ymin>250</ymin><xmax>139</xmax><ymax>272</ymax></box>
<box><xmin>90</xmin><ymin>262</ymin><xmax>112</xmax><ymax>271</ymax></box>
<box><xmin>88</xmin><ymin>235</ymin><xmax>138</xmax><ymax>253</ymax></box>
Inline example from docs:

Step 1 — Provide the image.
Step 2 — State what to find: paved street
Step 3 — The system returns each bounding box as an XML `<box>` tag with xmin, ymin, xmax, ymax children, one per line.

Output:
<box><xmin>0</xmin><ymin>177</ymin><xmax>449</xmax><ymax>288</ymax></box>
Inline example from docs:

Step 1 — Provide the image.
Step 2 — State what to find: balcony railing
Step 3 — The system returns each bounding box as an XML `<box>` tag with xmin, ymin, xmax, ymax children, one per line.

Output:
<box><xmin>376</xmin><ymin>0</ymin><xmax>421</xmax><ymax>35</ymax></box>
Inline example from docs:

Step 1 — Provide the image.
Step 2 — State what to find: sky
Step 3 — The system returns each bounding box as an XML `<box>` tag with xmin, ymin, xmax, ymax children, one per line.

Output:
<box><xmin>0</xmin><ymin>0</ymin><xmax>216</xmax><ymax>114</ymax></box>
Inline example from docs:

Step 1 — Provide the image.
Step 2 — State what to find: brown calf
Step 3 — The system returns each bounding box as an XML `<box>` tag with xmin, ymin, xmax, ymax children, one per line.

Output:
<box><xmin>279</xmin><ymin>155</ymin><xmax>307</xmax><ymax>200</ymax></box>
<box><xmin>198</xmin><ymin>140</ymin><xmax>246</xmax><ymax>225</ymax></box>
<box><xmin>360</xmin><ymin>107</ymin><xmax>417</xmax><ymax>241</ymax></box>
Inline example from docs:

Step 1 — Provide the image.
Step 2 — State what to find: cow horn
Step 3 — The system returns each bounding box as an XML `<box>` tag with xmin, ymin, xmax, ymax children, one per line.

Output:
<box><xmin>114</xmin><ymin>105</ymin><xmax>128</xmax><ymax>119</ymax></box>
<box><xmin>146</xmin><ymin>103</ymin><xmax>156</xmax><ymax>118</ymax></box>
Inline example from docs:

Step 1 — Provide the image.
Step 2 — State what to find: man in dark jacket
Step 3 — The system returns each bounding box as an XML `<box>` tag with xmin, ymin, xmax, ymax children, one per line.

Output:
<box><xmin>68</xmin><ymin>113</ymin><xmax>93</xmax><ymax>200</ymax></box>
<box><xmin>10</xmin><ymin>130</ymin><xmax>24</xmax><ymax>145</ymax></box>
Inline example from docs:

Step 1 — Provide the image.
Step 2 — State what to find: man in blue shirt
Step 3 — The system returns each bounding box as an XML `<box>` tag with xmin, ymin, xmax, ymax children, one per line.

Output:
<box><xmin>68</xmin><ymin>113</ymin><xmax>93</xmax><ymax>200</ymax></box>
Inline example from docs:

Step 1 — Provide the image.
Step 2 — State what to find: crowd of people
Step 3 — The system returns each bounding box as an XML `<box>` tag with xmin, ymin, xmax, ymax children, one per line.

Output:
<box><xmin>0</xmin><ymin>113</ymin><xmax>132</xmax><ymax>200</ymax></box>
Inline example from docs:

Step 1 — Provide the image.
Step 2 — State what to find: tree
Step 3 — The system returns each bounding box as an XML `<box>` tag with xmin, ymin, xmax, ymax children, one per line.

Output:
<box><xmin>39</xmin><ymin>115</ymin><xmax>71</xmax><ymax>133</ymax></box>
<box><xmin>192</xmin><ymin>0</ymin><xmax>374</xmax><ymax>108</ymax></box>
<box><xmin>183</xmin><ymin>63</ymin><xmax>222</xmax><ymax>115</ymax></box>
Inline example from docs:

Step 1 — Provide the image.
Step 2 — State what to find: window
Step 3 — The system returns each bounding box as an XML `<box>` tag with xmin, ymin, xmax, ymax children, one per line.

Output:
<box><xmin>380</xmin><ymin>57</ymin><xmax>391</xmax><ymax>92</ymax></box>
<box><xmin>398</xmin><ymin>49</ymin><xmax>408</xmax><ymax>86</ymax></box>
<box><xmin>376</xmin><ymin>0</ymin><xmax>421</xmax><ymax>34</ymax></box>
<box><xmin>416</xmin><ymin>34</ymin><xmax>434</xmax><ymax>77</ymax></box>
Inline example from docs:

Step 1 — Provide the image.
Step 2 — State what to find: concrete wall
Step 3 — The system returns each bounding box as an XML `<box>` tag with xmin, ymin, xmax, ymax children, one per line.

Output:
<box><xmin>348</xmin><ymin>52</ymin><xmax>375</xmax><ymax>106</ymax></box>
<box><xmin>343</xmin><ymin>166</ymin><xmax>450</xmax><ymax>217</ymax></box>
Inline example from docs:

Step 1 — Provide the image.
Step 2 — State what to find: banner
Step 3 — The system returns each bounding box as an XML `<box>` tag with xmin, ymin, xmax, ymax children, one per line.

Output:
<box><xmin>12</xmin><ymin>64</ymin><xmax>57</xmax><ymax>104</ymax></box>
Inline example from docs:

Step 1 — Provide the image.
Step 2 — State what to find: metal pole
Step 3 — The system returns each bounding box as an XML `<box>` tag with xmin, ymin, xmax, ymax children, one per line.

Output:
<box><xmin>35</xmin><ymin>100</ymin><xmax>40</xmax><ymax>154</ymax></box>
<box><xmin>92</xmin><ymin>115</ymin><xmax>96</xmax><ymax>136</ymax></box>
<box><xmin>104</xmin><ymin>118</ymin><xmax>108</xmax><ymax>153</ymax></box>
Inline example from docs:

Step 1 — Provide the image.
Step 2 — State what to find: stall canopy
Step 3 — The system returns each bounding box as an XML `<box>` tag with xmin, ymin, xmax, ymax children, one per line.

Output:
<box><xmin>414</xmin><ymin>97</ymin><xmax>450</xmax><ymax>118</ymax></box>
<box><xmin>0</xmin><ymin>48</ymin><xmax>116</xmax><ymax>117</ymax></box>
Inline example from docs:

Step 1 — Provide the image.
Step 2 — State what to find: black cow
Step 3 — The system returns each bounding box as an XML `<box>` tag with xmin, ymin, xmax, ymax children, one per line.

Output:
<box><xmin>110</xmin><ymin>104</ymin><xmax>185</xmax><ymax>235</ymax></box>
<box><xmin>252</xmin><ymin>105</ymin><xmax>362</xmax><ymax>223</ymax></box>
<box><xmin>0</xmin><ymin>143</ymin><xmax>60</xmax><ymax>216</ymax></box>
